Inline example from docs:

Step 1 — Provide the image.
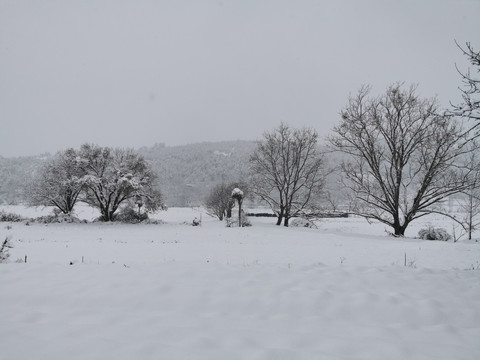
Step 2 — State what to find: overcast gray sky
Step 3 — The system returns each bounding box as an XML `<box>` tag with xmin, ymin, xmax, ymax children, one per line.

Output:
<box><xmin>1</xmin><ymin>0</ymin><xmax>479</xmax><ymax>157</ymax></box>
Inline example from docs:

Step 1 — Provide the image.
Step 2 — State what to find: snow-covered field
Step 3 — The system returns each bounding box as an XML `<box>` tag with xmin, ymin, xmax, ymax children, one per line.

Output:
<box><xmin>1</xmin><ymin>206</ymin><xmax>479</xmax><ymax>360</ymax></box>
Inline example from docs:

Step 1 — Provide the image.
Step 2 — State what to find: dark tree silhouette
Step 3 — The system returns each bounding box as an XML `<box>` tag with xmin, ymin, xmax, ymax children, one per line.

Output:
<box><xmin>250</xmin><ymin>124</ymin><xmax>326</xmax><ymax>227</ymax></box>
<box><xmin>330</xmin><ymin>84</ymin><xmax>476</xmax><ymax>236</ymax></box>
<box><xmin>452</xmin><ymin>41</ymin><xmax>480</xmax><ymax>121</ymax></box>
<box><xmin>204</xmin><ymin>181</ymin><xmax>249</xmax><ymax>220</ymax></box>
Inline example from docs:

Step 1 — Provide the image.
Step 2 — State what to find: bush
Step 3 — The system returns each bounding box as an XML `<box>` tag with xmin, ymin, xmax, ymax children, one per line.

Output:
<box><xmin>34</xmin><ymin>213</ymin><xmax>85</xmax><ymax>224</ymax></box>
<box><xmin>113</xmin><ymin>207</ymin><xmax>149</xmax><ymax>223</ymax></box>
<box><xmin>0</xmin><ymin>211</ymin><xmax>25</xmax><ymax>222</ymax></box>
<box><xmin>418</xmin><ymin>227</ymin><xmax>452</xmax><ymax>241</ymax></box>
<box><xmin>226</xmin><ymin>215</ymin><xmax>252</xmax><ymax>227</ymax></box>
<box><xmin>290</xmin><ymin>217</ymin><xmax>316</xmax><ymax>228</ymax></box>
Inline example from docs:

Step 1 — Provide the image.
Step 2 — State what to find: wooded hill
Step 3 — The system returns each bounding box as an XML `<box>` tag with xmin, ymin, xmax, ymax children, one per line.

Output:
<box><xmin>138</xmin><ymin>141</ymin><xmax>254</xmax><ymax>207</ymax></box>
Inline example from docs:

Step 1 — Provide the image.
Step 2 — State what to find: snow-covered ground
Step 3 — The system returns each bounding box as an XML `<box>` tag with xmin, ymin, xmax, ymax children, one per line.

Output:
<box><xmin>1</xmin><ymin>206</ymin><xmax>479</xmax><ymax>360</ymax></box>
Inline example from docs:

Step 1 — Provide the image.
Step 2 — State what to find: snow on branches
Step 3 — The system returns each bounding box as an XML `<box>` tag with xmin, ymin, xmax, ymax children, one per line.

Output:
<box><xmin>27</xmin><ymin>144</ymin><xmax>165</xmax><ymax>221</ymax></box>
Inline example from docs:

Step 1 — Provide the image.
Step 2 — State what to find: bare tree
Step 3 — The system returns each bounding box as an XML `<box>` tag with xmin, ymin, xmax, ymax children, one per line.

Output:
<box><xmin>329</xmin><ymin>84</ymin><xmax>475</xmax><ymax>236</ymax></box>
<box><xmin>454</xmin><ymin>145</ymin><xmax>480</xmax><ymax>241</ymax></box>
<box><xmin>78</xmin><ymin>144</ymin><xmax>164</xmax><ymax>221</ymax></box>
<box><xmin>26</xmin><ymin>148</ymin><xmax>84</xmax><ymax>214</ymax></box>
<box><xmin>205</xmin><ymin>183</ymin><xmax>230</xmax><ymax>220</ymax></box>
<box><xmin>204</xmin><ymin>181</ymin><xmax>249</xmax><ymax>220</ymax></box>
<box><xmin>250</xmin><ymin>124</ymin><xmax>326</xmax><ymax>227</ymax></box>
<box><xmin>457</xmin><ymin>186</ymin><xmax>480</xmax><ymax>241</ymax></box>
<box><xmin>451</xmin><ymin>41</ymin><xmax>480</xmax><ymax>121</ymax></box>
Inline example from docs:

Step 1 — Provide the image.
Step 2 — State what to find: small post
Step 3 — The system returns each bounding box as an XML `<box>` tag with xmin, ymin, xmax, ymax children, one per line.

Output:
<box><xmin>25</xmin><ymin>255</ymin><xmax>27</xmax><ymax>263</ymax></box>
<box><xmin>404</xmin><ymin>252</ymin><xmax>407</xmax><ymax>267</ymax></box>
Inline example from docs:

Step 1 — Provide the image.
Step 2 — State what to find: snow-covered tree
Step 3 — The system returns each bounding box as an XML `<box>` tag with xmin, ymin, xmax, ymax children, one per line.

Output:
<box><xmin>26</xmin><ymin>148</ymin><xmax>84</xmax><ymax>214</ymax></box>
<box><xmin>77</xmin><ymin>144</ymin><xmax>164</xmax><ymax>221</ymax></box>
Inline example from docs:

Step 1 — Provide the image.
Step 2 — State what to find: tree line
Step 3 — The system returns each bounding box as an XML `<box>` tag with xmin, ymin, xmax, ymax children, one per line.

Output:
<box><xmin>27</xmin><ymin>42</ymin><xmax>480</xmax><ymax>236</ymax></box>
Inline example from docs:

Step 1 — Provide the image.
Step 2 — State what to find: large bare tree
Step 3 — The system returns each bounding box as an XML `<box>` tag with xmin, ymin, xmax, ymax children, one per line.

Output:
<box><xmin>250</xmin><ymin>124</ymin><xmax>326</xmax><ymax>227</ymax></box>
<box><xmin>329</xmin><ymin>84</ymin><xmax>475</xmax><ymax>236</ymax></box>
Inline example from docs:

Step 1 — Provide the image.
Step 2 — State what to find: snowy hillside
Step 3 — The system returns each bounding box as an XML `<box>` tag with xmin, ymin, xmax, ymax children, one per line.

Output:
<box><xmin>1</xmin><ymin>206</ymin><xmax>479</xmax><ymax>360</ymax></box>
<box><xmin>139</xmin><ymin>141</ymin><xmax>254</xmax><ymax>207</ymax></box>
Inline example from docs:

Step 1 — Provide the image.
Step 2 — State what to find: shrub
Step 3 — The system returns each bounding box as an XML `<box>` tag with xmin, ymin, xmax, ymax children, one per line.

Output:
<box><xmin>0</xmin><ymin>211</ymin><xmax>25</xmax><ymax>222</ymax></box>
<box><xmin>226</xmin><ymin>215</ymin><xmax>251</xmax><ymax>227</ymax></box>
<box><xmin>113</xmin><ymin>207</ymin><xmax>149</xmax><ymax>223</ymax></box>
<box><xmin>418</xmin><ymin>227</ymin><xmax>452</xmax><ymax>241</ymax></box>
<box><xmin>290</xmin><ymin>217</ymin><xmax>316</xmax><ymax>228</ymax></box>
<box><xmin>34</xmin><ymin>213</ymin><xmax>85</xmax><ymax>224</ymax></box>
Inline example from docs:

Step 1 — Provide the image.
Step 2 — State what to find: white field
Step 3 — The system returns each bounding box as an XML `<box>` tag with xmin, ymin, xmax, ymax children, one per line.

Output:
<box><xmin>1</xmin><ymin>205</ymin><xmax>479</xmax><ymax>360</ymax></box>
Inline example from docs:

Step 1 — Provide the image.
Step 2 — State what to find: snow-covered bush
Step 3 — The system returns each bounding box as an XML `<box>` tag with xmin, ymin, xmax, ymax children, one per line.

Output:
<box><xmin>418</xmin><ymin>227</ymin><xmax>452</xmax><ymax>241</ymax></box>
<box><xmin>226</xmin><ymin>214</ymin><xmax>251</xmax><ymax>227</ymax></box>
<box><xmin>1</xmin><ymin>235</ymin><xmax>13</xmax><ymax>263</ymax></box>
<box><xmin>113</xmin><ymin>207</ymin><xmax>149</xmax><ymax>223</ymax></box>
<box><xmin>290</xmin><ymin>217</ymin><xmax>316</xmax><ymax>228</ymax></box>
<box><xmin>0</xmin><ymin>210</ymin><xmax>25</xmax><ymax>222</ymax></box>
<box><xmin>34</xmin><ymin>213</ymin><xmax>84</xmax><ymax>224</ymax></box>
<box><xmin>243</xmin><ymin>217</ymin><xmax>252</xmax><ymax>227</ymax></box>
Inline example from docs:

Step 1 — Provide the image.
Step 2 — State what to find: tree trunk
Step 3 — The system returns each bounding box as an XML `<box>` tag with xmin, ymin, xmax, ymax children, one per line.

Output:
<box><xmin>468</xmin><ymin>192</ymin><xmax>473</xmax><ymax>240</ymax></box>
<box><xmin>393</xmin><ymin>219</ymin><xmax>408</xmax><ymax>236</ymax></box>
<box><xmin>283</xmin><ymin>207</ymin><xmax>290</xmax><ymax>227</ymax></box>
<box><xmin>394</xmin><ymin>227</ymin><xmax>404</xmax><ymax>236</ymax></box>
<box><xmin>101</xmin><ymin>208</ymin><xmax>115</xmax><ymax>222</ymax></box>
<box><xmin>276</xmin><ymin>207</ymin><xmax>284</xmax><ymax>226</ymax></box>
<box><xmin>238</xmin><ymin>199</ymin><xmax>242</xmax><ymax>227</ymax></box>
